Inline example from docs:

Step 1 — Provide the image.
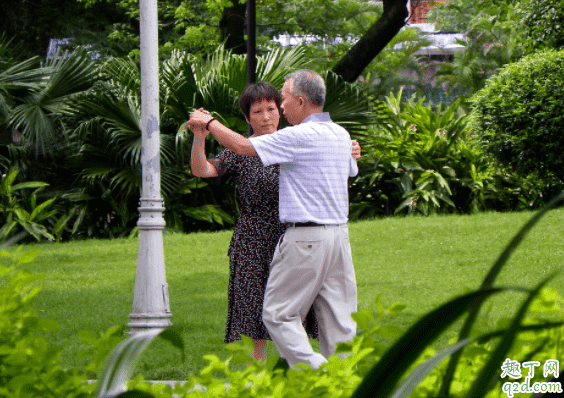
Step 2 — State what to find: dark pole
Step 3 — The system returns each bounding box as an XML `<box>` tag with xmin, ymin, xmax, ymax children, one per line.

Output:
<box><xmin>246</xmin><ymin>0</ymin><xmax>256</xmax><ymax>85</ymax></box>
<box><xmin>246</xmin><ymin>0</ymin><xmax>256</xmax><ymax>136</ymax></box>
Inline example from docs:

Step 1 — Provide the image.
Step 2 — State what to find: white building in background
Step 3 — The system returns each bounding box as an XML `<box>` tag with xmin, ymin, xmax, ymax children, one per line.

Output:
<box><xmin>406</xmin><ymin>23</ymin><xmax>466</xmax><ymax>59</ymax></box>
<box><xmin>271</xmin><ymin>26</ymin><xmax>465</xmax><ymax>65</ymax></box>
<box><xmin>46</xmin><ymin>38</ymin><xmax>99</xmax><ymax>60</ymax></box>
<box><xmin>46</xmin><ymin>38</ymin><xmax>71</xmax><ymax>60</ymax></box>
<box><xmin>406</xmin><ymin>0</ymin><xmax>466</xmax><ymax>60</ymax></box>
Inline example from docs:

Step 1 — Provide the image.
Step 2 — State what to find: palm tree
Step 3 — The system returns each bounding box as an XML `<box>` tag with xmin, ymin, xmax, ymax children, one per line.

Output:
<box><xmin>0</xmin><ymin>44</ymin><xmax>99</xmax><ymax>241</ymax></box>
<box><xmin>0</xmin><ymin>37</ymin><xmax>46</xmax><ymax>170</ymax></box>
<box><xmin>8</xmin><ymin>50</ymin><xmax>98</xmax><ymax>158</ymax></box>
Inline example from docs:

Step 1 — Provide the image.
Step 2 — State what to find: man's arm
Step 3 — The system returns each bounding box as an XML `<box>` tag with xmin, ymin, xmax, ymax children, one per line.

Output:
<box><xmin>187</xmin><ymin>109</ymin><xmax>257</xmax><ymax>157</ymax></box>
<box><xmin>208</xmin><ymin>119</ymin><xmax>257</xmax><ymax>157</ymax></box>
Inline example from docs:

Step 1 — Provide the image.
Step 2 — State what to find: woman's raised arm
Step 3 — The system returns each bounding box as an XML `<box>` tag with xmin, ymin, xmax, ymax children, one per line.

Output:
<box><xmin>190</xmin><ymin>126</ymin><xmax>220</xmax><ymax>178</ymax></box>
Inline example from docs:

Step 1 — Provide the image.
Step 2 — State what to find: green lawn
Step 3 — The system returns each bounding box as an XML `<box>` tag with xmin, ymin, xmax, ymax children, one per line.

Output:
<box><xmin>17</xmin><ymin>208</ymin><xmax>564</xmax><ymax>380</ymax></box>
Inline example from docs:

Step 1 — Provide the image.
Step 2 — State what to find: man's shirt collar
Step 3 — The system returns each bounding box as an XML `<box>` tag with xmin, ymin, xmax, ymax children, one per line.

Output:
<box><xmin>301</xmin><ymin>112</ymin><xmax>332</xmax><ymax>124</ymax></box>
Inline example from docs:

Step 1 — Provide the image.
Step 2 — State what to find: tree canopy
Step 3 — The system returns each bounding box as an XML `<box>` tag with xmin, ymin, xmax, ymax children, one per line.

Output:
<box><xmin>0</xmin><ymin>0</ymin><xmax>126</xmax><ymax>60</ymax></box>
<box><xmin>2</xmin><ymin>0</ymin><xmax>413</xmax><ymax>84</ymax></box>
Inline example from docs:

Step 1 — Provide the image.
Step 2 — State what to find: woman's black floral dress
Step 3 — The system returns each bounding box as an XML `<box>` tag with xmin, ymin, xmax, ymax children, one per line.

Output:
<box><xmin>213</xmin><ymin>148</ymin><xmax>318</xmax><ymax>343</ymax></box>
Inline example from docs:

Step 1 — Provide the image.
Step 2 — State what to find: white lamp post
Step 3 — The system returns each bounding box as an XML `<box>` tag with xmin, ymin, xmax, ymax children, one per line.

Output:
<box><xmin>128</xmin><ymin>0</ymin><xmax>172</xmax><ymax>333</ymax></box>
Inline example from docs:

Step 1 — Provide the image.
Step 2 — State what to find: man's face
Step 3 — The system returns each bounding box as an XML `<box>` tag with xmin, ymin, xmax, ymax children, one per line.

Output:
<box><xmin>281</xmin><ymin>79</ymin><xmax>300</xmax><ymax>125</ymax></box>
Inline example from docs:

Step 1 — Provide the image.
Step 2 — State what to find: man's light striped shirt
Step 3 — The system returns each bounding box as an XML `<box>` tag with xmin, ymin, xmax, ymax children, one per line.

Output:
<box><xmin>250</xmin><ymin>113</ymin><xmax>358</xmax><ymax>224</ymax></box>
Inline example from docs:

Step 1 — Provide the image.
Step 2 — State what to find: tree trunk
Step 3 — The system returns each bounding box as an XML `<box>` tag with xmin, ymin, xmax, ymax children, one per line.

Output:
<box><xmin>332</xmin><ymin>0</ymin><xmax>409</xmax><ymax>83</ymax></box>
<box><xmin>219</xmin><ymin>0</ymin><xmax>247</xmax><ymax>54</ymax></box>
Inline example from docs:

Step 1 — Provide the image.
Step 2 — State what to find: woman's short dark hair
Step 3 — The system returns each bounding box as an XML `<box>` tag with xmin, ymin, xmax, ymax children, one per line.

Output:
<box><xmin>239</xmin><ymin>82</ymin><xmax>282</xmax><ymax>119</ymax></box>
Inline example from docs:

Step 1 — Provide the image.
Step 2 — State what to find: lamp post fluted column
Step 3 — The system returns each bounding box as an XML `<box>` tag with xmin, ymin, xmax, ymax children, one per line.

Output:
<box><xmin>128</xmin><ymin>0</ymin><xmax>172</xmax><ymax>333</ymax></box>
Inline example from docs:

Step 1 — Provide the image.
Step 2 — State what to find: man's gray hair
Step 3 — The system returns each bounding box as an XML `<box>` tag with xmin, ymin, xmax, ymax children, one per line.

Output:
<box><xmin>285</xmin><ymin>70</ymin><xmax>326</xmax><ymax>107</ymax></box>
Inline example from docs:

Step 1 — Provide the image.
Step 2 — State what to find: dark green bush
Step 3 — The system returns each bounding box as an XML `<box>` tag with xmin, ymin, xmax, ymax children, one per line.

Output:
<box><xmin>520</xmin><ymin>0</ymin><xmax>564</xmax><ymax>51</ymax></box>
<box><xmin>0</xmin><ymin>169</ymin><xmax>71</xmax><ymax>243</ymax></box>
<box><xmin>472</xmin><ymin>49</ymin><xmax>564</xmax><ymax>184</ymax></box>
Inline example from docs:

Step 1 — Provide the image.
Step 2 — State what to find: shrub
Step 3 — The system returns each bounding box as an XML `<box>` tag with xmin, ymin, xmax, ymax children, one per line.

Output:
<box><xmin>0</xmin><ymin>248</ymin><xmax>93</xmax><ymax>397</ymax></box>
<box><xmin>472</xmin><ymin>49</ymin><xmax>564</xmax><ymax>184</ymax></box>
<box><xmin>0</xmin><ymin>169</ymin><xmax>72</xmax><ymax>243</ymax></box>
<box><xmin>349</xmin><ymin>90</ymin><xmax>546</xmax><ymax>218</ymax></box>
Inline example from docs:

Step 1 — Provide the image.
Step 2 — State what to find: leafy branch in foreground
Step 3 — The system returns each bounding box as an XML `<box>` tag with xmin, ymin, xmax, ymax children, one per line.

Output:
<box><xmin>438</xmin><ymin>190</ymin><xmax>564</xmax><ymax>396</ymax></box>
<box><xmin>0</xmin><ymin>248</ymin><xmax>93</xmax><ymax>397</ymax></box>
<box><xmin>94</xmin><ymin>328</ymin><xmax>184</xmax><ymax>398</ymax></box>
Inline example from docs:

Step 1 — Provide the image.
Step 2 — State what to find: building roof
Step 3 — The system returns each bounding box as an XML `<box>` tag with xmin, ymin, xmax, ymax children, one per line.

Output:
<box><xmin>46</xmin><ymin>38</ymin><xmax>71</xmax><ymax>60</ymax></box>
<box><xmin>405</xmin><ymin>24</ymin><xmax>466</xmax><ymax>55</ymax></box>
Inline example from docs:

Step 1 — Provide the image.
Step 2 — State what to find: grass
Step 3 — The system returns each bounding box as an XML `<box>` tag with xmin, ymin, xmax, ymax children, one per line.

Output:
<box><xmin>14</xmin><ymin>207</ymin><xmax>564</xmax><ymax>380</ymax></box>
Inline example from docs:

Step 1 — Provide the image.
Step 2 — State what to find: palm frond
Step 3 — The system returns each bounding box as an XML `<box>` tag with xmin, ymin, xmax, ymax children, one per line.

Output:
<box><xmin>323</xmin><ymin>71</ymin><xmax>376</xmax><ymax>134</ymax></box>
<box><xmin>161</xmin><ymin>51</ymin><xmax>201</xmax><ymax>119</ymax></box>
<box><xmin>101</xmin><ymin>57</ymin><xmax>141</xmax><ymax>100</ymax></box>
<box><xmin>0</xmin><ymin>57</ymin><xmax>46</xmax><ymax>93</ymax></box>
<box><xmin>9</xmin><ymin>102</ymin><xmax>63</xmax><ymax>156</ymax></box>
<box><xmin>198</xmin><ymin>76</ymin><xmax>242</xmax><ymax>126</ymax></box>
<box><xmin>203</xmin><ymin>49</ymin><xmax>248</xmax><ymax>95</ymax></box>
<box><xmin>68</xmin><ymin>91</ymin><xmax>141</xmax><ymax>167</ymax></box>
<box><xmin>160</xmin><ymin>167</ymin><xmax>184</xmax><ymax>199</ymax></box>
<box><xmin>8</xmin><ymin>50</ymin><xmax>98</xmax><ymax>156</ymax></box>
<box><xmin>256</xmin><ymin>45</ymin><xmax>309</xmax><ymax>87</ymax></box>
<box><xmin>42</xmin><ymin>50</ymin><xmax>98</xmax><ymax>101</ymax></box>
<box><xmin>109</xmin><ymin>166</ymin><xmax>140</xmax><ymax>198</ymax></box>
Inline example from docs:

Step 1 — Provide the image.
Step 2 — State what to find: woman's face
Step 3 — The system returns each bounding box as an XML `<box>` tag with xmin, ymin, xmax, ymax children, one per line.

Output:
<box><xmin>245</xmin><ymin>99</ymin><xmax>280</xmax><ymax>136</ymax></box>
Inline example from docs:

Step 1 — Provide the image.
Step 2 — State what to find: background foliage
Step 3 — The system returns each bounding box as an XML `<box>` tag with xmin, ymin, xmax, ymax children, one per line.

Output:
<box><xmin>0</xmin><ymin>0</ymin><xmax>125</xmax><ymax>60</ymax></box>
<box><xmin>519</xmin><ymin>0</ymin><xmax>564</xmax><ymax>52</ymax></box>
<box><xmin>471</xmin><ymin>49</ymin><xmax>564</xmax><ymax>186</ymax></box>
<box><xmin>0</xmin><ymin>41</ymin><xmax>375</xmax><ymax>241</ymax></box>
<box><xmin>428</xmin><ymin>0</ymin><xmax>525</xmax><ymax>97</ymax></box>
<box><xmin>349</xmin><ymin>89</ymin><xmax>555</xmax><ymax>220</ymax></box>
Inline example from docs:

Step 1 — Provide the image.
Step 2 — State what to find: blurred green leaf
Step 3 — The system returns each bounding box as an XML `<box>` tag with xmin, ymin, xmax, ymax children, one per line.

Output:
<box><xmin>352</xmin><ymin>288</ymin><xmax>503</xmax><ymax>398</ymax></box>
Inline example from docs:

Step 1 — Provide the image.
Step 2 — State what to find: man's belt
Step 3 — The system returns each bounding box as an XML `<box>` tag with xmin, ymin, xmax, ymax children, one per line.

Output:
<box><xmin>287</xmin><ymin>222</ymin><xmax>324</xmax><ymax>228</ymax></box>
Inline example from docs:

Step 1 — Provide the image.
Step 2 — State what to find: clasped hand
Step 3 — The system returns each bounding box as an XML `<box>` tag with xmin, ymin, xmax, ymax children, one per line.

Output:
<box><xmin>186</xmin><ymin>108</ymin><xmax>213</xmax><ymax>137</ymax></box>
<box><xmin>351</xmin><ymin>140</ymin><xmax>361</xmax><ymax>159</ymax></box>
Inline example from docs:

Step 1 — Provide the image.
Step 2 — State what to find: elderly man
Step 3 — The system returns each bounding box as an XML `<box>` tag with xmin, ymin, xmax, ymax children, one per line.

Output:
<box><xmin>188</xmin><ymin>70</ymin><xmax>357</xmax><ymax>369</ymax></box>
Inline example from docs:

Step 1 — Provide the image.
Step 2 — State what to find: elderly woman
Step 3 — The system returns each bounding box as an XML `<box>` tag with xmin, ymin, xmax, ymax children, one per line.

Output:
<box><xmin>190</xmin><ymin>82</ymin><xmax>359</xmax><ymax>360</ymax></box>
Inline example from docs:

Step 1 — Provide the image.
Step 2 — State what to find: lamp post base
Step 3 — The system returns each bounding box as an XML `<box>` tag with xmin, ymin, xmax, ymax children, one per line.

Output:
<box><xmin>128</xmin><ymin>198</ymin><xmax>172</xmax><ymax>335</ymax></box>
<box><xmin>127</xmin><ymin>313</ymin><xmax>172</xmax><ymax>334</ymax></box>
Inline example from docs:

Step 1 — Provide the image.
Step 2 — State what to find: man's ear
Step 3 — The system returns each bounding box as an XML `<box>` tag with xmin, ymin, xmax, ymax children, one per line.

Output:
<box><xmin>244</xmin><ymin>115</ymin><xmax>250</xmax><ymax>124</ymax></box>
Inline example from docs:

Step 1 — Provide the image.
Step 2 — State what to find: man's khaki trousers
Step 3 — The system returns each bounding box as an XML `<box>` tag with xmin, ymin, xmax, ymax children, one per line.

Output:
<box><xmin>262</xmin><ymin>224</ymin><xmax>357</xmax><ymax>369</ymax></box>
